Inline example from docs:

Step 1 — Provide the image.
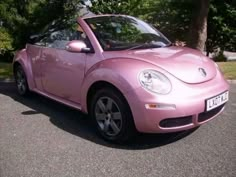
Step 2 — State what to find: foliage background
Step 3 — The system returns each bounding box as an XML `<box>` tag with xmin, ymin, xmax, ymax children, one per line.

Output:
<box><xmin>0</xmin><ymin>0</ymin><xmax>235</xmax><ymax>62</ymax></box>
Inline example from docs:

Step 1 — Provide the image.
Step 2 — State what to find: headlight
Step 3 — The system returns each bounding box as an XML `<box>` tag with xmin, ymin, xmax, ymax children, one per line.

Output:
<box><xmin>139</xmin><ymin>70</ymin><xmax>172</xmax><ymax>94</ymax></box>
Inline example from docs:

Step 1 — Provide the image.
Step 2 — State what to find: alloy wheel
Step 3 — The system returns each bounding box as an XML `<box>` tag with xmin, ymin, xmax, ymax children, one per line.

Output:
<box><xmin>94</xmin><ymin>97</ymin><xmax>122</xmax><ymax>136</ymax></box>
<box><xmin>15</xmin><ymin>68</ymin><xmax>27</xmax><ymax>95</ymax></box>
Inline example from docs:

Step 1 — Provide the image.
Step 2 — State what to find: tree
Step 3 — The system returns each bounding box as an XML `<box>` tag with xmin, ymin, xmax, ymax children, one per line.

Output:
<box><xmin>0</xmin><ymin>28</ymin><xmax>13</xmax><ymax>54</ymax></box>
<box><xmin>0</xmin><ymin>0</ymin><xmax>66</xmax><ymax>50</ymax></box>
<box><xmin>140</xmin><ymin>0</ymin><xmax>235</xmax><ymax>53</ymax></box>
<box><xmin>141</xmin><ymin>0</ymin><xmax>192</xmax><ymax>42</ymax></box>
<box><xmin>187</xmin><ymin>0</ymin><xmax>210</xmax><ymax>51</ymax></box>
<box><xmin>0</xmin><ymin>0</ymin><xmax>235</xmax><ymax>62</ymax></box>
<box><xmin>206</xmin><ymin>0</ymin><xmax>236</xmax><ymax>55</ymax></box>
<box><xmin>0</xmin><ymin>0</ymin><xmax>28</xmax><ymax>60</ymax></box>
<box><xmin>89</xmin><ymin>0</ymin><xmax>145</xmax><ymax>16</ymax></box>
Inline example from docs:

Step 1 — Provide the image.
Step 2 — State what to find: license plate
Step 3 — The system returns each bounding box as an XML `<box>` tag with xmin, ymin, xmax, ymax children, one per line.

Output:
<box><xmin>206</xmin><ymin>91</ymin><xmax>229</xmax><ymax>111</ymax></box>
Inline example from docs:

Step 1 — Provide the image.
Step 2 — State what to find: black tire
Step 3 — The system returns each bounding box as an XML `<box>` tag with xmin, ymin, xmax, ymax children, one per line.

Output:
<box><xmin>14</xmin><ymin>65</ymin><xmax>29</xmax><ymax>96</ymax></box>
<box><xmin>90</xmin><ymin>87</ymin><xmax>136</xmax><ymax>143</ymax></box>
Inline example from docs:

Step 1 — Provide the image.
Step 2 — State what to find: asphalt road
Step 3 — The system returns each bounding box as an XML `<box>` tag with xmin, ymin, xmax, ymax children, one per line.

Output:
<box><xmin>0</xmin><ymin>82</ymin><xmax>235</xmax><ymax>177</ymax></box>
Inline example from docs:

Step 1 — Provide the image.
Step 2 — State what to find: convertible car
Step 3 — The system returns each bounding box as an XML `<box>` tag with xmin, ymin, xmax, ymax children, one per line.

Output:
<box><xmin>13</xmin><ymin>15</ymin><xmax>229</xmax><ymax>142</ymax></box>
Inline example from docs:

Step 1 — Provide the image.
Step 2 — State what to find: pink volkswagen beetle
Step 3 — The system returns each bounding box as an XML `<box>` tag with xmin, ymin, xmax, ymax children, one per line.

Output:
<box><xmin>13</xmin><ymin>15</ymin><xmax>229</xmax><ymax>143</ymax></box>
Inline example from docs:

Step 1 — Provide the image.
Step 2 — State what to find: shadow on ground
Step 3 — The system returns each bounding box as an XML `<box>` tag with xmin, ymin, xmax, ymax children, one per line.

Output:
<box><xmin>0</xmin><ymin>82</ymin><xmax>198</xmax><ymax>150</ymax></box>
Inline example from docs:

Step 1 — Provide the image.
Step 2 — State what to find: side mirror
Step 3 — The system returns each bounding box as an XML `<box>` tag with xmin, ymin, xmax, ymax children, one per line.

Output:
<box><xmin>65</xmin><ymin>40</ymin><xmax>91</xmax><ymax>53</ymax></box>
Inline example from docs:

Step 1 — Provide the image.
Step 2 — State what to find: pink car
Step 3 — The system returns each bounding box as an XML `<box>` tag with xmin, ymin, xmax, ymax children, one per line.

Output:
<box><xmin>13</xmin><ymin>15</ymin><xmax>229</xmax><ymax>143</ymax></box>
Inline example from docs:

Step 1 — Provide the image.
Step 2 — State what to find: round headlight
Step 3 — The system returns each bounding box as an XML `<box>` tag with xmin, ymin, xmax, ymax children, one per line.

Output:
<box><xmin>139</xmin><ymin>70</ymin><xmax>172</xmax><ymax>94</ymax></box>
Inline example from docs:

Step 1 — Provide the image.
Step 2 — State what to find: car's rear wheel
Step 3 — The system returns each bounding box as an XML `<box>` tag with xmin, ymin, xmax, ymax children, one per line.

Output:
<box><xmin>90</xmin><ymin>88</ymin><xmax>136</xmax><ymax>143</ymax></box>
<box><xmin>14</xmin><ymin>65</ymin><xmax>29</xmax><ymax>96</ymax></box>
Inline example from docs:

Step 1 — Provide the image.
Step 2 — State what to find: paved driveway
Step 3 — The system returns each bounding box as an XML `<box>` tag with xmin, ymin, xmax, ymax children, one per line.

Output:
<box><xmin>0</xmin><ymin>82</ymin><xmax>235</xmax><ymax>177</ymax></box>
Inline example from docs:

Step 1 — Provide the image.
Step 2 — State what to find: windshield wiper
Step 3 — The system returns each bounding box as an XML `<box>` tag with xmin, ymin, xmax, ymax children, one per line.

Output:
<box><xmin>126</xmin><ymin>43</ymin><xmax>163</xmax><ymax>50</ymax></box>
<box><xmin>166</xmin><ymin>43</ymin><xmax>172</xmax><ymax>47</ymax></box>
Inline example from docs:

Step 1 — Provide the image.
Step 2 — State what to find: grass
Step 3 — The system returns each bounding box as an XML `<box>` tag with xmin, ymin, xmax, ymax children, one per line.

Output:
<box><xmin>0</xmin><ymin>62</ymin><xmax>13</xmax><ymax>80</ymax></box>
<box><xmin>217</xmin><ymin>62</ymin><xmax>236</xmax><ymax>80</ymax></box>
<box><xmin>0</xmin><ymin>61</ymin><xmax>235</xmax><ymax>81</ymax></box>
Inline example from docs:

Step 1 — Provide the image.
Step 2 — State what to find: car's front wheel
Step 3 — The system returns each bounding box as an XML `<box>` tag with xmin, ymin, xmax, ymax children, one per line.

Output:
<box><xmin>90</xmin><ymin>88</ymin><xmax>136</xmax><ymax>143</ymax></box>
<box><xmin>14</xmin><ymin>65</ymin><xmax>29</xmax><ymax>96</ymax></box>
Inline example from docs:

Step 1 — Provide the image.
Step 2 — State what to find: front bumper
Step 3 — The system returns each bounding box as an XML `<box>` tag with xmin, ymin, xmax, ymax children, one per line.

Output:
<box><xmin>124</xmin><ymin>70</ymin><xmax>229</xmax><ymax>133</ymax></box>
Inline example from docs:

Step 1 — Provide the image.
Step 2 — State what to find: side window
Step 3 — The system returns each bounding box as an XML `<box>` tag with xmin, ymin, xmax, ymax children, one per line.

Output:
<box><xmin>35</xmin><ymin>36</ymin><xmax>48</xmax><ymax>46</ymax></box>
<box><xmin>45</xmin><ymin>24</ymin><xmax>91</xmax><ymax>50</ymax></box>
<box><xmin>47</xmin><ymin>29</ymin><xmax>72</xmax><ymax>49</ymax></box>
<box><xmin>29</xmin><ymin>34</ymin><xmax>48</xmax><ymax>46</ymax></box>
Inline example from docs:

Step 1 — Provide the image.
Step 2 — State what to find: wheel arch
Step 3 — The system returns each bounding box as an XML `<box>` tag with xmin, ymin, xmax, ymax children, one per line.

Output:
<box><xmin>13</xmin><ymin>61</ymin><xmax>21</xmax><ymax>74</ymax></box>
<box><xmin>86</xmin><ymin>81</ymin><xmax>130</xmax><ymax>114</ymax></box>
<box><xmin>88</xmin><ymin>81</ymin><xmax>137</xmax><ymax>142</ymax></box>
<box><xmin>13</xmin><ymin>49</ymin><xmax>35</xmax><ymax>90</ymax></box>
<box><xmin>81</xmin><ymin>58</ymin><xmax>153</xmax><ymax>112</ymax></box>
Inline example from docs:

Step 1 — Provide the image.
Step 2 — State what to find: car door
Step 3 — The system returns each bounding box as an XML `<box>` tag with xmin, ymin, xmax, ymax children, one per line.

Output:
<box><xmin>40</xmin><ymin>23</ymin><xmax>89</xmax><ymax>103</ymax></box>
<box><xmin>26</xmin><ymin>37</ymin><xmax>45</xmax><ymax>91</ymax></box>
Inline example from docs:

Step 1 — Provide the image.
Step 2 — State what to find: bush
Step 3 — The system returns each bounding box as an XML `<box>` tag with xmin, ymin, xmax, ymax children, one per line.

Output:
<box><xmin>212</xmin><ymin>51</ymin><xmax>228</xmax><ymax>62</ymax></box>
<box><xmin>0</xmin><ymin>51</ymin><xmax>14</xmax><ymax>63</ymax></box>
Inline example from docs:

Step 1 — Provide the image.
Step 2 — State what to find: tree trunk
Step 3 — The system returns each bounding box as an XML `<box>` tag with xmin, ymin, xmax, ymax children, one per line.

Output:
<box><xmin>187</xmin><ymin>0</ymin><xmax>210</xmax><ymax>52</ymax></box>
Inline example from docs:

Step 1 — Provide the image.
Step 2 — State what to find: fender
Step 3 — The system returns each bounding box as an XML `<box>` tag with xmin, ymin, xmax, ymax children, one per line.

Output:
<box><xmin>13</xmin><ymin>47</ymin><xmax>36</xmax><ymax>90</ymax></box>
<box><xmin>80</xmin><ymin>58</ymin><xmax>157</xmax><ymax>112</ymax></box>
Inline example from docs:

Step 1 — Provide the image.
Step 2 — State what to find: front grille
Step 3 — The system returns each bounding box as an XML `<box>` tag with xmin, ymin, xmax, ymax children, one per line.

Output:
<box><xmin>198</xmin><ymin>104</ymin><xmax>225</xmax><ymax>123</ymax></box>
<box><xmin>159</xmin><ymin>116</ymin><xmax>193</xmax><ymax>128</ymax></box>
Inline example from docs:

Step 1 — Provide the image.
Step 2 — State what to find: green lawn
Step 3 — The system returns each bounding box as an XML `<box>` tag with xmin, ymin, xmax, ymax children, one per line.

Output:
<box><xmin>217</xmin><ymin>62</ymin><xmax>236</xmax><ymax>80</ymax></box>
<box><xmin>0</xmin><ymin>61</ymin><xmax>236</xmax><ymax>81</ymax></box>
<box><xmin>0</xmin><ymin>62</ymin><xmax>13</xmax><ymax>80</ymax></box>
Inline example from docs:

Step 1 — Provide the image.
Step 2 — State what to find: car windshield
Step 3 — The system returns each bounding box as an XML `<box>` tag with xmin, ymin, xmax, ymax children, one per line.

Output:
<box><xmin>85</xmin><ymin>16</ymin><xmax>171</xmax><ymax>51</ymax></box>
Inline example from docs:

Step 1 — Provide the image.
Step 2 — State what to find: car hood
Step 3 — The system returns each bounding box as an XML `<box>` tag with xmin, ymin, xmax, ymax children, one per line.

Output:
<box><xmin>103</xmin><ymin>46</ymin><xmax>217</xmax><ymax>84</ymax></box>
